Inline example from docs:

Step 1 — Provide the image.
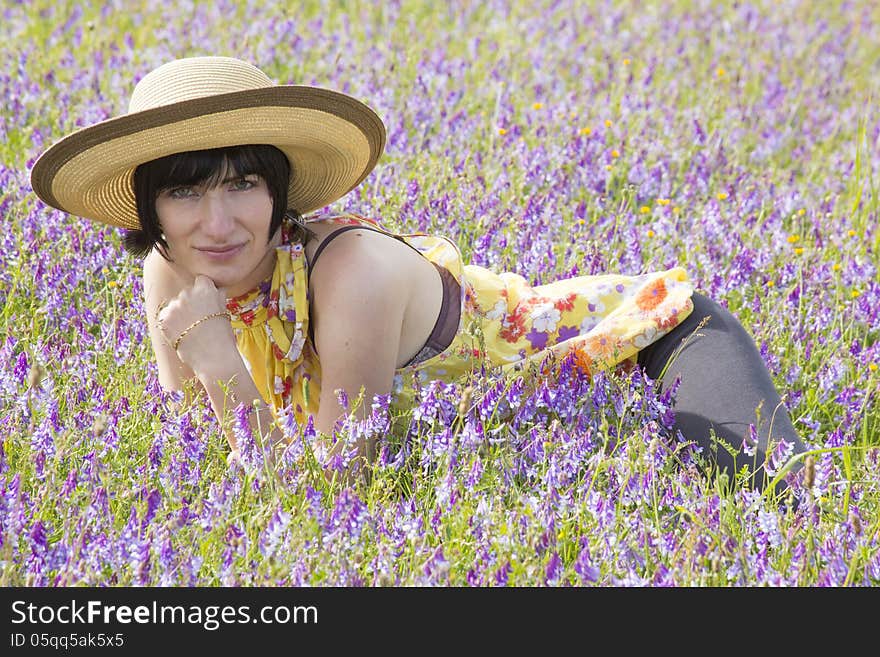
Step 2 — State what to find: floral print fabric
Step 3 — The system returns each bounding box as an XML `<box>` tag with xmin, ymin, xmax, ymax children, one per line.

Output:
<box><xmin>227</xmin><ymin>214</ymin><xmax>695</xmax><ymax>424</ymax></box>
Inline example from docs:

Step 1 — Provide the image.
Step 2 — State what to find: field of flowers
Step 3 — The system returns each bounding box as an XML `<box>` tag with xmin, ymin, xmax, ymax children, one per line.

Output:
<box><xmin>1</xmin><ymin>0</ymin><xmax>878</xmax><ymax>587</ymax></box>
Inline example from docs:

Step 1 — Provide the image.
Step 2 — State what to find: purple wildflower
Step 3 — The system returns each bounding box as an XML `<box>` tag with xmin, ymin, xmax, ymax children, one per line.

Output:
<box><xmin>544</xmin><ymin>551</ymin><xmax>563</xmax><ymax>585</ymax></box>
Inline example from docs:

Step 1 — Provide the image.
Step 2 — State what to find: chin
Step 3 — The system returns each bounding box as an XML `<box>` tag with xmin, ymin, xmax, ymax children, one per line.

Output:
<box><xmin>213</xmin><ymin>267</ymin><xmax>263</xmax><ymax>296</ymax></box>
<box><xmin>206</xmin><ymin>272</ymin><xmax>241</xmax><ymax>289</ymax></box>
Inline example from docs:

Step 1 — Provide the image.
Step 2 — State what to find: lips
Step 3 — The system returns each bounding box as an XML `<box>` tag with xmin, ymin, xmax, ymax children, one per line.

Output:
<box><xmin>196</xmin><ymin>243</ymin><xmax>245</xmax><ymax>260</ymax></box>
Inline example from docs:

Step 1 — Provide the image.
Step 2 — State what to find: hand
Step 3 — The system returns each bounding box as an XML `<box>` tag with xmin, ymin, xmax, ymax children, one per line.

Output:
<box><xmin>156</xmin><ymin>275</ymin><xmax>235</xmax><ymax>368</ymax></box>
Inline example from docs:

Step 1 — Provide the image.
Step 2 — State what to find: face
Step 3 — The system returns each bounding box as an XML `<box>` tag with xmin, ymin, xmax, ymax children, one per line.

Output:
<box><xmin>155</xmin><ymin>169</ymin><xmax>280</xmax><ymax>297</ymax></box>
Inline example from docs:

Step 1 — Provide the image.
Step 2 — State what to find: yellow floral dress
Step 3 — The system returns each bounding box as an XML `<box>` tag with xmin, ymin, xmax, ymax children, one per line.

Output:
<box><xmin>226</xmin><ymin>213</ymin><xmax>694</xmax><ymax>424</ymax></box>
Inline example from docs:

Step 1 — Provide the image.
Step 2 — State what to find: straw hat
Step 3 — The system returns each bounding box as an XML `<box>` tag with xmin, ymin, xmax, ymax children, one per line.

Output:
<box><xmin>30</xmin><ymin>56</ymin><xmax>387</xmax><ymax>230</ymax></box>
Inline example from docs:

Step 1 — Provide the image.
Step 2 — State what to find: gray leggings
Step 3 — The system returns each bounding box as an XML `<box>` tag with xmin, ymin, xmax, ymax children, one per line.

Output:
<box><xmin>637</xmin><ymin>292</ymin><xmax>806</xmax><ymax>491</ymax></box>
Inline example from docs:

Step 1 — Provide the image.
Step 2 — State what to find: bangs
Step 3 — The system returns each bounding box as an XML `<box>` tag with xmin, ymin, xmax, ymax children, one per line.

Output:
<box><xmin>146</xmin><ymin>145</ymin><xmax>285</xmax><ymax>192</ymax></box>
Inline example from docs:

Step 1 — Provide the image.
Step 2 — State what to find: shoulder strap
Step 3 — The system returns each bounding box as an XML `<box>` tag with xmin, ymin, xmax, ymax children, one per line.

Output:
<box><xmin>307</xmin><ymin>222</ymin><xmax>428</xmax><ymax>273</ymax></box>
<box><xmin>306</xmin><ymin>225</ymin><xmax>368</xmax><ymax>272</ymax></box>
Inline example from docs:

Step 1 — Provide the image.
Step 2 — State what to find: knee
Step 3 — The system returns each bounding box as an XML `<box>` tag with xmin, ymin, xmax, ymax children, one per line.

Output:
<box><xmin>687</xmin><ymin>291</ymin><xmax>750</xmax><ymax>337</ymax></box>
<box><xmin>690</xmin><ymin>292</ymin><xmax>728</xmax><ymax>324</ymax></box>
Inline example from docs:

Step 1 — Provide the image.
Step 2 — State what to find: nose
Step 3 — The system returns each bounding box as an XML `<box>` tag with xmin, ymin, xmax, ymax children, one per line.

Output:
<box><xmin>199</xmin><ymin>190</ymin><xmax>235</xmax><ymax>240</ymax></box>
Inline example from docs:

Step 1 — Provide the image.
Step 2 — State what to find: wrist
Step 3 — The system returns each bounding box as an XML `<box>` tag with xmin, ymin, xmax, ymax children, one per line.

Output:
<box><xmin>192</xmin><ymin>350</ymin><xmax>246</xmax><ymax>391</ymax></box>
<box><xmin>196</xmin><ymin>358</ymin><xmax>266</xmax><ymax>426</ymax></box>
<box><xmin>173</xmin><ymin>318</ymin><xmax>238</xmax><ymax>374</ymax></box>
<box><xmin>171</xmin><ymin>310</ymin><xmax>231</xmax><ymax>351</ymax></box>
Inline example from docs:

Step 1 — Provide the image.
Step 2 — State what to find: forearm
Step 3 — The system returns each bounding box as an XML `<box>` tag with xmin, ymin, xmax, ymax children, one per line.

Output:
<box><xmin>192</xmin><ymin>349</ymin><xmax>358</xmax><ymax>478</ymax></box>
<box><xmin>192</xmin><ymin>355</ymin><xmax>275</xmax><ymax>453</ymax></box>
<box><xmin>152</xmin><ymin>272</ymin><xmax>290</xmax><ymax>461</ymax></box>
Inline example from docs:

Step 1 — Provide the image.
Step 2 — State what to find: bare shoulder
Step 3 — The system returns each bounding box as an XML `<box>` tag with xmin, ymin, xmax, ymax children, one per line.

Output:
<box><xmin>142</xmin><ymin>249</ymin><xmax>192</xmax><ymax>307</ymax></box>
<box><xmin>306</xmin><ymin>222</ymin><xmax>444</xmax><ymax>376</ymax></box>
<box><xmin>308</xmin><ymin>227</ymin><xmax>411</xmax><ymax>310</ymax></box>
<box><xmin>143</xmin><ymin>249</ymin><xmax>187</xmax><ymax>289</ymax></box>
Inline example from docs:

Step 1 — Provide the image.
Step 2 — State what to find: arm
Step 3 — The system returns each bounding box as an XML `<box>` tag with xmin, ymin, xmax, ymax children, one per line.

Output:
<box><xmin>145</xmin><ymin>253</ymin><xmax>271</xmax><ymax>454</ymax></box>
<box><xmin>143</xmin><ymin>250</ymin><xmax>197</xmax><ymax>389</ymax></box>
<box><xmin>309</xmin><ymin>231</ymin><xmax>410</xmax><ymax>464</ymax></box>
<box><xmin>164</xmin><ymin>276</ymin><xmax>269</xmax><ymax>455</ymax></box>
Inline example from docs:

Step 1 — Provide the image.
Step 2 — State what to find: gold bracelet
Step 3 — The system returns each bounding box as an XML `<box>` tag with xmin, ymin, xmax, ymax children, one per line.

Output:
<box><xmin>172</xmin><ymin>311</ymin><xmax>231</xmax><ymax>351</ymax></box>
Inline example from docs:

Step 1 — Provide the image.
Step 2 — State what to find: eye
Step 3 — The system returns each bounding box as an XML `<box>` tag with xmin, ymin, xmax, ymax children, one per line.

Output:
<box><xmin>165</xmin><ymin>186</ymin><xmax>197</xmax><ymax>200</ymax></box>
<box><xmin>231</xmin><ymin>177</ymin><xmax>257</xmax><ymax>191</ymax></box>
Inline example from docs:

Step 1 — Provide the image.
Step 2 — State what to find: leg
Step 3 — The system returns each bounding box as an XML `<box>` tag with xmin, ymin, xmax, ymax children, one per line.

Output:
<box><xmin>637</xmin><ymin>292</ymin><xmax>807</xmax><ymax>493</ymax></box>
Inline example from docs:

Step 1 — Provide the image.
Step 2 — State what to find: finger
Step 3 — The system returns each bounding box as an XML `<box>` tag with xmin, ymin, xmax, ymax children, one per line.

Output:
<box><xmin>193</xmin><ymin>274</ymin><xmax>217</xmax><ymax>290</ymax></box>
<box><xmin>193</xmin><ymin>274</ymin><xmax>227</xmax><ymax>301</ymax></box>
<box><xmin>156</xmin><ymin>315</ymin><xmax>173</xmax><ymax>347</ymax></box>
<box><xmin>156</xmin><ymin>296</ymin><xmax>181</xmax><ymax>324</ymax></box>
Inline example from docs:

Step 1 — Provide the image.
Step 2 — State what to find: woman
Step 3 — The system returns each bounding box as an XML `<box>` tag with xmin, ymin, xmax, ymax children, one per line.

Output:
<box><xmin>31</xmin><ymin>56</ymin><xmax>806</xmax><ymax>491</ymax></box>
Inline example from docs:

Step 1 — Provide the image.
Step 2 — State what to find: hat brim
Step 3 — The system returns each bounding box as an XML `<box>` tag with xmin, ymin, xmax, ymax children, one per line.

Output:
<box><xmin>31</xmin><ymin>86</ymin><xmax>386</xmax><ymax>229</ymax></box>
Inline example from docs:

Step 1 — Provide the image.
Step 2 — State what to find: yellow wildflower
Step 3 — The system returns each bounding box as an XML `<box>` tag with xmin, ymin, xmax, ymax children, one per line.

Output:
<box><xmin>611</xmin><ymin>149</ymin><xmax>620</xmax><ymax>158</ymax></box>
<box><xmin>797</xmin><ymin>209</ymin><xmax>806</xmax><ymax>216</ymax></box>
<box><xmin>498</xmin><ymin>128</ymin><xmax>507</xmax><ymax>136</ymax></box>
<box><xmin>640</xmin><ymin>206</ymin><xmax>650</xmax><ymax>214</ymax></box>
<box><xmin>787</xmin><ymin>235</ymin><xmax>800</xmax><ymax>243</ymax></box>
<box><xmin>532</xmin><ymin>102</ymin><xmax>543</xmax><ymax>110</ymax></box>
<box><xmin>717</xmin><ymin>192</ymin><xmax>728</xmax><ymax>200</ymax></box>
<box><xmin>716</xmin><ymin>66</ymin><xmax>726</xmax><ymax>77</ymax></box>
<box><xmin>794</xmin><ymin>247</ymin><xmax>804</xmax><ymax>255</ymax></box>
<box><xmin>766</xmin><ymin>280</ymin><xmax>775</xmax><ymax>287</ymax></box>
<box><xmin>580</xmin><ymin>127</ymin><xmax>592</xmax><ymax>135</ymax></box>
<box><xmin>869</xmin><ymin>363</ymin><xmax>878</xmax><ymax>372</ymax></box>
<box><xmin>623</xmin><ymin>58</ymin><xmax>630</xmax><ymax>66</ymax></box>
<box><xmin>847</xmin><ymin>229</ymin><xmax>857</xmax><ymax>237</ymax></box>
<box><xmin>646</xmin><ymin>229</ymin><xmax>655</xmax><ymax>237</ymax></box>
<box><xmin>832</xmin><ymin>263</ymin><xmax>841</xmax><ymax>271</ymax></box>
<box><xmin>851</xmin><ymin>290</ymin><xmax>861</xmax><ymax>298</ymax></box>
<box><xmin>605</xmin><ymin>119</ymin><xmax>613</xmax><ymax>127</ymax></box>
